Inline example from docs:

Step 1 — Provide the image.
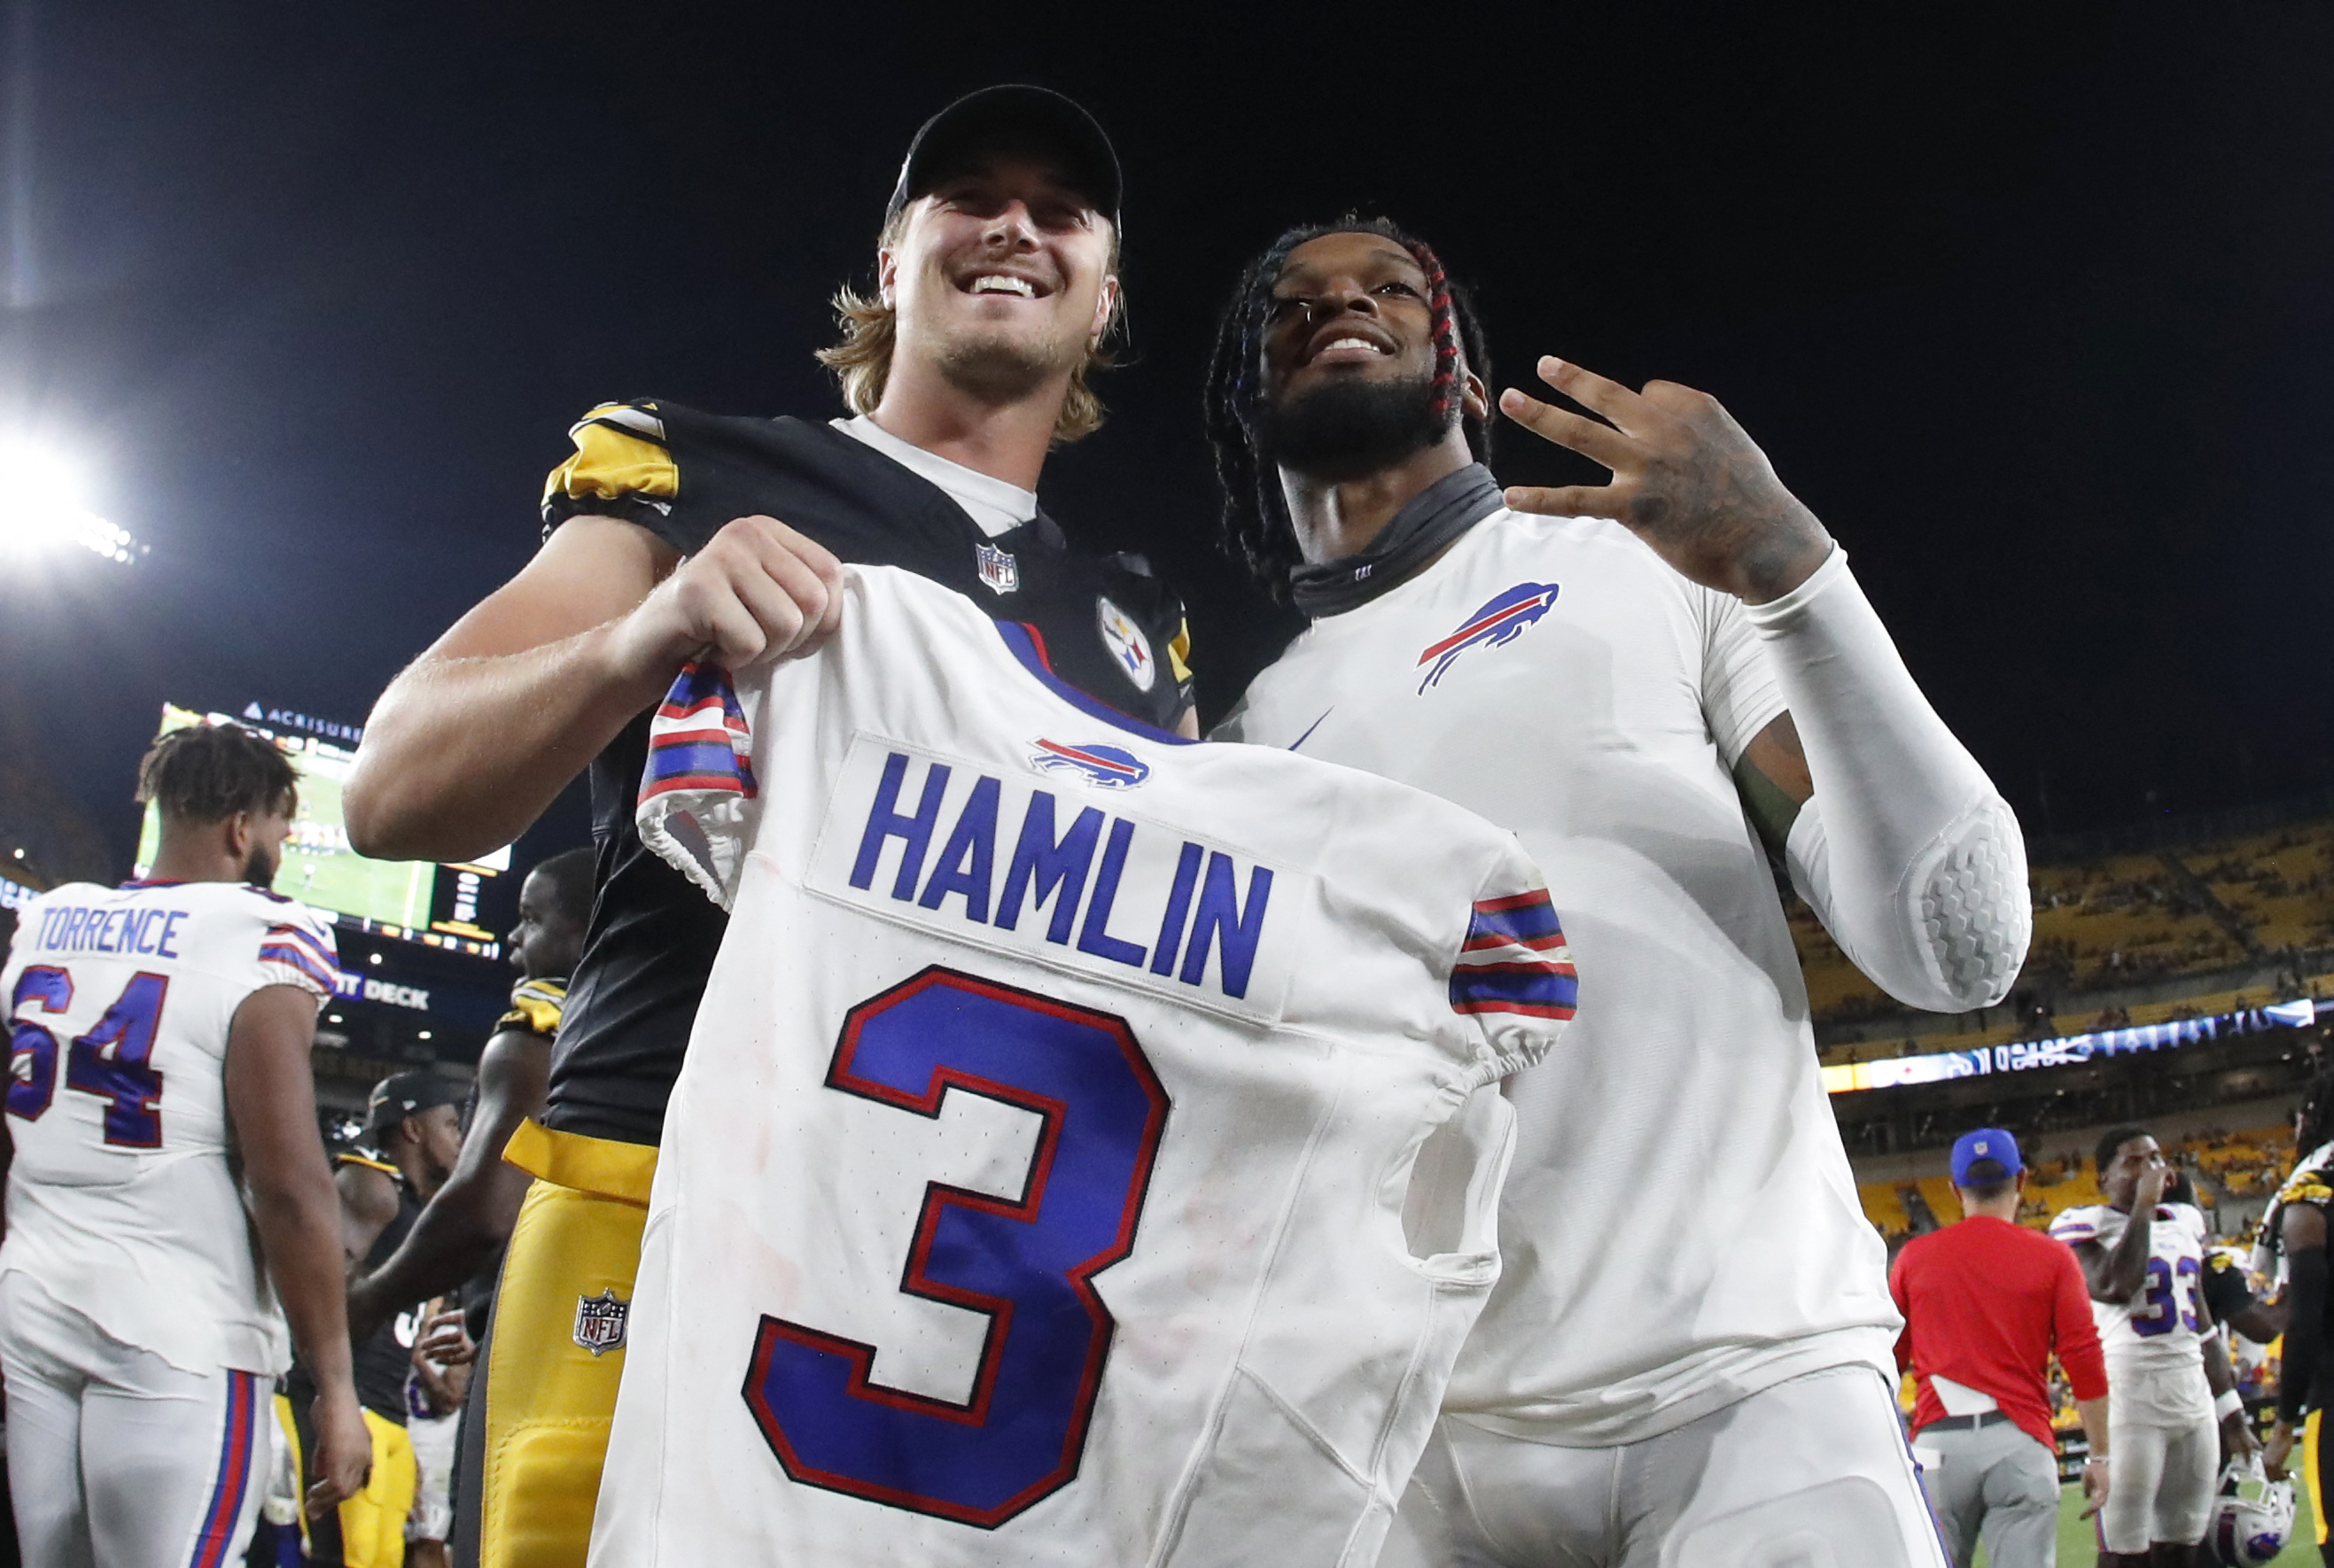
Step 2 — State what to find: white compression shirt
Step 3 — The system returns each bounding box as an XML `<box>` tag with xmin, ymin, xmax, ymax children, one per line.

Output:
<box><xmin>1218</xmin><ymin>508</ymin><xmax>1923</xmax><ymax>1446</ymax></box>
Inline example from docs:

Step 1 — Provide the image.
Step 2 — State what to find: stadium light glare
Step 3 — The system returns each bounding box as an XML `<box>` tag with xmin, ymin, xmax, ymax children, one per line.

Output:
<box><xmin>0</xmin><ymin>437</ymin><xmax>143</xmax><ymax>564</ymax></box>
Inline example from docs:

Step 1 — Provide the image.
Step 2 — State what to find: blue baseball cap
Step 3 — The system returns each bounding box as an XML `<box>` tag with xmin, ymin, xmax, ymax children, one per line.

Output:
<box><xmin>1950</xmin><ymin>1128</ymin><xmax>2024</xmax><ymax>1186</ymax></box>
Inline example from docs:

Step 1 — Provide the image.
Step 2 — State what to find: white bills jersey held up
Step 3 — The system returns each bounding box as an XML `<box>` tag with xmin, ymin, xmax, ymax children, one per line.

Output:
<box><xmin>596</xmin><ymin>566</ymin><xmax>1574</xmax><ymax>1568</ymax></box>
<box><xmin>2048</xmin><ymin>1201</ymin><xmax>2215</xmax><ymax>1422</ymax></box>
<box><xmin>1218</xmin><ymin>508</ymin><xmax>1899</xmax><ymax>1447</ymax></box>
<box><xmin>0</xmin><ymin>879</ymin><xmax>338</xmax><ymax>1375</ymax></box>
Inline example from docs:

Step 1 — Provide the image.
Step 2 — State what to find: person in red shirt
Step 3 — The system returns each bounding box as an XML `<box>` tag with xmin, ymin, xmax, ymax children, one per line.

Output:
<box><xmin>1892</xmin><ymin>1128</ymin><xmax>2112</xmax><ymax>1566</ymax></box>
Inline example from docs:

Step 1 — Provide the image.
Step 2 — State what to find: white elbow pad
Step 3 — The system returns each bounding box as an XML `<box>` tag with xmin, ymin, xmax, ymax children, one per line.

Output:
<box><xmin>1913</xmin><ymin>795</ymin><xmax>2031</xmax><ymax>1010</ymax></box>
<box><xmin>1789</xmin><ymin>792</ymin><xmax>2031</xmax><ymax>1013</ymax></box>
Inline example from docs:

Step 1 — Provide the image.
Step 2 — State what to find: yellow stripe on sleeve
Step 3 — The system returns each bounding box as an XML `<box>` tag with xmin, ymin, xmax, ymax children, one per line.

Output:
<box><xmin>541</xmin><ymin>403</ymin><xmax>679</xmax><ymax>510</ymax></box>
<box><xmin>1167</xmin><ymin>618</ymin><xmax>1193</xmax><ymax>685</ymax></box>
<box><xmin>497</xmin><ymin>978</ymin><xmax>567</xmax><ymax>1039</ymax></box>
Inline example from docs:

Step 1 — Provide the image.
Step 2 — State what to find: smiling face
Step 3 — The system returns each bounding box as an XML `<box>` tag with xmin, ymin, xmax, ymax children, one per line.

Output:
<box><xmin>880</xmin><ymin>150</ymin><xmax>1118</xmax><ymax>407</ymax></box>
<box><xmin>1261</xmin><ymin>231</ymin><xmax>1441</xmax><ymax>406</ymax></box>
<box><xmin>1253</xmin><ymin>230</ymin><xmax>1481</xmax><ymax>483</ymax></box>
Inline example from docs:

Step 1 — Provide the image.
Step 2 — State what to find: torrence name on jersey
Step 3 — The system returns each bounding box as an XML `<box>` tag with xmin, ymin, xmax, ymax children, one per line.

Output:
<box><xmin>23</xmin><ymin>901</ymin><xmax>195</xmax><ymax>959</ymax></box>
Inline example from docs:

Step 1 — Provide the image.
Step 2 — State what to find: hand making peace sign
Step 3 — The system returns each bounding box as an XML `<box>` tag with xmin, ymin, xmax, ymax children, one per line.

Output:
<box><xmin>1498</xmin><ymin>356</ymin><xmax>1836</xmax><ymax>605</ymax></box>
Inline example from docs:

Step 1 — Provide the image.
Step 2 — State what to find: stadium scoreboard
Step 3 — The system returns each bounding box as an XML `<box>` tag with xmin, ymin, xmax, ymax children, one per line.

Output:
<box><xmin>135</xmin><ymin>701</ymin><xmax>511</xmax><ymax>958</ymax></box>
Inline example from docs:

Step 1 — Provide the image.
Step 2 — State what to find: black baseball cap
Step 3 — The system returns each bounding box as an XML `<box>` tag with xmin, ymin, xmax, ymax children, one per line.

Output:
<box><xmin>885</xmin><ymin>85</ymin><xmax>1121</xmax><ymax>232</ymax></box>
<box><xmin>366</xmin><ymin>1071</ymin><xmax>464</xmax><ymax>1136</ymax></box>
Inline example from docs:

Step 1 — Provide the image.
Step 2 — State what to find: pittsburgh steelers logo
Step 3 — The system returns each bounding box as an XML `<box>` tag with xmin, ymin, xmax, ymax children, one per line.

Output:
<box><xmin>1095</xmin><ymin>597</ymin><xmax>1155</xmax><ymax>693</ymax></box>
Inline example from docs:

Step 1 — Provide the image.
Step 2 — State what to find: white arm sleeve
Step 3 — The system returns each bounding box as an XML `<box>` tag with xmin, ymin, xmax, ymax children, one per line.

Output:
<box><xmin>1748</xmin><ymin>548</ymin><xmax>2031</xmax><ymax>1012</ymax></box>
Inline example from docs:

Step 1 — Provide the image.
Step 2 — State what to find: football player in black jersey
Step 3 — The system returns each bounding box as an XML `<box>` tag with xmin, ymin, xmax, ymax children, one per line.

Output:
<box><xmin>343</xmin><ymin>86</ymin><xmax>1192</xmax><ymax>1568</ymax></box>
<box><xmin>343</xmin><ymin>849</ymin><xmax>593</xmax><ymax>1346</ymax></box>
<box><xmin>2261</xmin><ymin>1073</ymin><xmax>2334</xmax><ymax>1561</ymax></box>
<box><xmin>287</xmin><ymin>1073</ymin><xmax>464</xmax><ymax>1568</ymax></box>
<box><xmin>338</xmin><ymin>849</ymin><xmax>592</xmax><ymax>1568</ymax></box>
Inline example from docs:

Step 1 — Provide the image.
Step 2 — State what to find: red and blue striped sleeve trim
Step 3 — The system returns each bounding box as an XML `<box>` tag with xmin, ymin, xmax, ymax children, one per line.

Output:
<box><xmin>189</xmin><ymin>1370</ymin><xmax>261</xmax><ymax>1567</ymax></box>
<box><xmin>260</xmin><ymin>943</ymin><xmax>339</xmax><ymax>991</ymax></box>
<box><xmin>262</xmin><ymin>922</ymin><xmax>339</xmax><ymax>982</ymax></box>
<box><xmin>265</xmin><ymin>921</ymin><xmax>338</xmax><ymax>969</ymax></box>
<box><xmin>1460</xmin><ymin>890</ymin><xmax>1568</xmax><ymax>952</ymax></box>
<box><xmin>642</xmin><ymin>663</ymin><xmax>759</xmax><ymax>803</ymax></box>
<box><xmin>642</xmin><ymin>734</ymin><xmax>755</xmax><ymax>787</ymax></box>
<box><xmin>1450</xmin><ymin>890</ymin><xmax>1577</xmax><ymax>1021</ymax></box>
<box><xmin>1451</xmin><ymin>962</ymin><xmax>1579</xmax><ymax>1019</ymax></box>
<box><xmin>654</xmin><ymin>692</ymin><xmax>727</xmax><ymax>723</ymax></box>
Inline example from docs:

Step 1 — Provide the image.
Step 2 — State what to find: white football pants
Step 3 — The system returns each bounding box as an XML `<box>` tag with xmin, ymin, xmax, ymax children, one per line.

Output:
<box><xmin>0</xmin><ymin>1272</ymin><xmax>268</xmax><ymax>1568</ymax></box>
<box><xmin>2098</xmin><ymin>1407</ymin><xmax>2216</xmax><ymax>1554</ymax></box>
<box><xmin>1378</xmin><ymin>1364</ymin><xmax>1949</xmax><ymax>1568</ymax></box>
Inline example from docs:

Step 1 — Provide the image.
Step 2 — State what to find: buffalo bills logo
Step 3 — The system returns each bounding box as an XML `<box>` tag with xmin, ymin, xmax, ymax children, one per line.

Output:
<box><xmin>1030</xmin><ymin>739</ymin><xmax>1150</xmax><ymax>789</ymax></box>
<box><xmin>1415</xmin><ymin>582</ymin><xmax>1561</xmax><ymax>693</ymax></box>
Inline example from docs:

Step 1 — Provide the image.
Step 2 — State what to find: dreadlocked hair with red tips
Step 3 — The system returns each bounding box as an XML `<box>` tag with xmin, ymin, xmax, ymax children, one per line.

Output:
<box><xmin>1202</xmin><ymin>215</ymin><xmax>1492</xmax><ymax>602</ymax></box>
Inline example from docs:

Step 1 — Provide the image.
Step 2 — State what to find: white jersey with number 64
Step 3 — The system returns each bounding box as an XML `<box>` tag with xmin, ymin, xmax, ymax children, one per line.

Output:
<box><xmin>0</xmin><ymin>878</ymin><xmax>338</xmax><ymax>1376</ymax></box>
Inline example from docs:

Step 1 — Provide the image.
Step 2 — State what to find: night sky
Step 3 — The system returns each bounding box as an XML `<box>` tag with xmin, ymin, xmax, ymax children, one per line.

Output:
<box><xmin>4</xmin><ymin>3</ymin><xmax>2330</xmax><ymax>889</ymax></box>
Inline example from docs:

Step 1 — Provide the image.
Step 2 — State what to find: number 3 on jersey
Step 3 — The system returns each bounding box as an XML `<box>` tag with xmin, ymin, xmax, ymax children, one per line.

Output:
<box><xmin>742</xmin><ymin>966</ymin><xmax>1170</xmax><ymax>1528</ymax></box>
<box><xmin>9</xmin><ymin>966</ymin><xmax>171</xmax><ymax>1146</ymax></box>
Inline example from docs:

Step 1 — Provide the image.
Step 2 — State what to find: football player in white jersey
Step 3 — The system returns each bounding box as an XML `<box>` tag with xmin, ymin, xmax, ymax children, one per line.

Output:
<box><xmin>594</xmin><ymin>566</ymin><xmax>1573</xmax><ymax>1566</ymax></box>
<box><xmin>1203</xmin><ymin>217</ymin><xmax>2031</xmax><ymax>1565</ymax></box>
<box><xmin>2050</xmin><ymin>1128</ymin><xmax>2252</xmax><ymax>1564</ymax></box>
<box><xmin>0</xmin><ymin>722</ymin><xmax>370</xmax><ymax>1567</ymax></box>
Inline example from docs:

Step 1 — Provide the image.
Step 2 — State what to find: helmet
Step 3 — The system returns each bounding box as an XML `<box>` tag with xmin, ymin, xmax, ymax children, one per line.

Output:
<box><xmin>2212</xmin><ymin>1456</ymin><xmax>2296</xmax><ymax>1565</ymax></box>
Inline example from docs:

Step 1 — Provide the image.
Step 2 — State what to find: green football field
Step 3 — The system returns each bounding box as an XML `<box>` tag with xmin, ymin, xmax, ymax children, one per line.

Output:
<box><xmin>274</xmin><ymin>767</ymin><xmax>435</xmax><ymax>928</ymax></box>
<box><xmin>1968</xmin><ymin>1483</ymin><xmax>2318</xmax><ymax>1565</ymax></box>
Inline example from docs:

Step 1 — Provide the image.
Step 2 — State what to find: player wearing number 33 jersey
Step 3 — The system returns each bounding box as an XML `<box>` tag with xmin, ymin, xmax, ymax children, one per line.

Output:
<box><xmin>590</xmin><ymin>566</ymin><xmax>1575</xmax><ymax>1566</ymax></box>
<box><xmin>2051</xmin><ymin>1183</ymin><xmax>2223</xmax><ymax>1556</ymax></box>
<box><xmin>2048</xmin><ymin>1200</ymin><xmax>2215</xmax><ymax>1374</ymax></box>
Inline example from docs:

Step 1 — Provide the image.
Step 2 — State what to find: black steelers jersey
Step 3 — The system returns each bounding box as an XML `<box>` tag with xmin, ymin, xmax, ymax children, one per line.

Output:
<box><xmin>538</xmin><ymin>401</ymin><xmax>1194</xmax><ymax>1146</ymax></box>
<box><xmin>326</xmin><ymin>1153</ymin><xmax>423</xmax><ymax>1424</ymax></box>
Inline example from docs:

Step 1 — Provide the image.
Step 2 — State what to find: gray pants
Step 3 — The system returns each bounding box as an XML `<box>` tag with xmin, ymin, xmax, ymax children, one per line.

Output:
<box><xmin>1911</xmin><ymin>1420</ymin><xmax>2062</xmax><ymax>1568</ymax></box>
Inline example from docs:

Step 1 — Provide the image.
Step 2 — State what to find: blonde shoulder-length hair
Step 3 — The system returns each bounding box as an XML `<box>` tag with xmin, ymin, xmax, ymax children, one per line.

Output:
<box><xmin>816</xmin><ymin>212</ymin><xmax>1124</xmax><ymax>447</ymax></box>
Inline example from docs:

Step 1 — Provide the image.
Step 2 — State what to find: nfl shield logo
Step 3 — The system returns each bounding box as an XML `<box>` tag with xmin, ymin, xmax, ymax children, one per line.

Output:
<box><xmin>572</xmin><ymin>1289</ymin><xmax>629</xmax><ymax>1355</ymax></box>
<box><xmin>976</xmin><ymin>541</ymin><xmax>1019</xmax><ymax>595</ymax></box>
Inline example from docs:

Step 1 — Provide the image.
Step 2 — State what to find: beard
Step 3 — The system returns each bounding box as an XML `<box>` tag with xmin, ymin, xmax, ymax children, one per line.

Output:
<box><xmin>931</xmin><ymin>317</ymin><xmax>1086</xmax><ymax>407</ymax></box>
<box><xmin>244</xmin><ymin>843</ymin><xmax>279</xmax><ymax>888</ymax></box>
<box><xmin>1257</xmin><ymin>370</ymin><xmax>1451</xmax><ymax>485</ymax></box>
